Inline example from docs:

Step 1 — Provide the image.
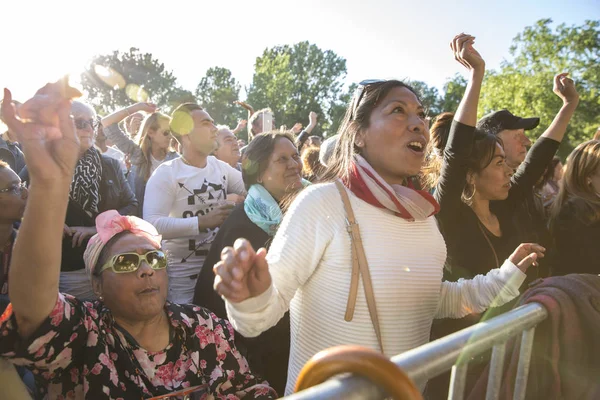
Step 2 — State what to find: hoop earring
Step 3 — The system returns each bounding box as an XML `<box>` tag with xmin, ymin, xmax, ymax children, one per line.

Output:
<box><xmin>464</xmin><ymin>183</ymin><xmax>477</xmax><ymax>202</ymax></box>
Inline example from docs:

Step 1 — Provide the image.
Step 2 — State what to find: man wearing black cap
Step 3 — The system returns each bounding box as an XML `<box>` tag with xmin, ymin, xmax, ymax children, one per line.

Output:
<box><xmin>476</xmin><ymin>73</ymin><xmax>580</xmax><ymax>277</ymax></box>
<box><xmin>476</xmin><ymin>109</ymin><xmax>540</xmax><ymax>169</ymax></box>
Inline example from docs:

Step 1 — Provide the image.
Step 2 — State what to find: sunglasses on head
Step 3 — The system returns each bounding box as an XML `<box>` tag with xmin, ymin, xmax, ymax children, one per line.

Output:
<box><xmin>351</xmin><ymin>79</ymin><xmax>388</xmax><ymax>120</ymax></box>
<box><xmin>74</xmin><ymin>118</ymin><xmax>99</xmax><ymax>130</ymax></box>
<box><xmin>95</xmin><ymin>250</ymin><xmax>168</xmax><ymax>275</ymax></box>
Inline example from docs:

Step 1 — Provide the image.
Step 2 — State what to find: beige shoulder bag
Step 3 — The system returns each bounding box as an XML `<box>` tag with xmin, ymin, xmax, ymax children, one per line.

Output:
<box><xmin>334</xmin><ymin>181</ymin><xmax>384</xmax><ymax>353</ymax></box>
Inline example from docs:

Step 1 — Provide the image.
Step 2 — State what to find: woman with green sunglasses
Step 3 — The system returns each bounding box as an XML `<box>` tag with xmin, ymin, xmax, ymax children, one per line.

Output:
<box><xmin>0</xmin><ymin>80</ymin><xmax>275</xmax><ymax>399</ymax></box>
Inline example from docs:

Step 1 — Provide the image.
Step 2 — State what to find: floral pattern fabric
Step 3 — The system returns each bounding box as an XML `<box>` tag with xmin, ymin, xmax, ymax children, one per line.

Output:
<box><xmin>0</xmin><ymin>293</ymin><xmax>276</xmax><ymax>399</ymax></box>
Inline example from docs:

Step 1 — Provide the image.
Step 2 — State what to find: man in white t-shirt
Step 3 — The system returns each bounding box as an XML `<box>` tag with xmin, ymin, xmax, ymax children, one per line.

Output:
<box><xmin>144</xmin><ymin>103</ymin><xmax>246</xmax><ymax>304</ymax></box>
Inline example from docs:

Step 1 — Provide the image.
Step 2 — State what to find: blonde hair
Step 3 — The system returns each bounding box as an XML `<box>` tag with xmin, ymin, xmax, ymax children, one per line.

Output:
<box><xmin>137</xmin><ymin>112</ymin><xmax>171</xmax><ymax>181</ymax></box>
<box><xmin>549</xmin><ymin>140</ymin><xmax>600</xmax><ymax>229</ymax></box>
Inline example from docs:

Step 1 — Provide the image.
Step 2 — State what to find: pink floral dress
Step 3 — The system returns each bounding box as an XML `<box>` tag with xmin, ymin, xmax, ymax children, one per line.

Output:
<box><xmin>0</xmin><ymin>293</ymin><xmax>276</xmax><ymax>399</ymax></box>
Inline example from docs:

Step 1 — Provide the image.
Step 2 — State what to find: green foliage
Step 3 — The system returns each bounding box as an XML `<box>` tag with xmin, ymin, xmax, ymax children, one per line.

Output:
<box><xmin>408</xmin><ymin>80</ymin><xmax>443</xmax><ymax>116</ymax></box>
<box><xmin>195</xmin><ymin>67</ymin><xmax>245</xmax><ymax>128</ymax></box>
<box><xmin>80</xmin><ymin>48</ymin><xmax>193</xmax><ymax>115</ymax></box>
<box><xmin>246</xmin><ymin>41</ymin><xmax>347</xmax><ymax>135</ymax></box>
<box><xmin>440</xmin><ymin>74</ymin><xmax>467</xmax><ymax>115</ymax></box>
<box><xmin>327</xmin><ymin>83</ymin><xmax>357</xmax><ymax>137</ymax></box>
<box><xmin>480</xmin><ymin>19</ymin><xmax>600</xmax><ymax>157</ymax></box>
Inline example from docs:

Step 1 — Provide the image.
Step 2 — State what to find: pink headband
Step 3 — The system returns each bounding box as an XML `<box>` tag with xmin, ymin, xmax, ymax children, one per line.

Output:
<box><xmin>83</xmin><ymin>210</ymin><xmax>163</xmax><ymax>279</ymax></box>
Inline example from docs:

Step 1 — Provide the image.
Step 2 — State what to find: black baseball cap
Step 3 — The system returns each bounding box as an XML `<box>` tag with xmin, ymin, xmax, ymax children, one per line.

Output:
<box><xmin>476</xmin><ymin>109</ymin><xmax>540</xmax><ymax>136</ymax></box>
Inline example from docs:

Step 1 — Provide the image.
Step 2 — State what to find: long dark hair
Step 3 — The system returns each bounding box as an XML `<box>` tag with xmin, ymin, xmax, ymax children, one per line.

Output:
<box><xmin>462</xmin><ymin>132</ymin><xmax>504</xmax><ymax>205</ymax></box>
<box><xmin>320</xmin><ymin>80</ymin><xmax>421</xmax><ymax>183</ymax></box>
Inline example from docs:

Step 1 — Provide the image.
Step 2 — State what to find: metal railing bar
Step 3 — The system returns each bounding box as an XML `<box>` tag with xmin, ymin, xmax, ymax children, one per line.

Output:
<box><xmin>448</xmin><ymin>364</ymin><xmax>468</xmax><ymax>400</ymax></box>
<box><xmin>512</xmin><ymin>327</ymin><xmax>536</xmax><ymax>400</ymax></box>
<box><xmin>392</xmin><ymin>303</ymin><xmax>547</xmax><ymax>386</ymax></box>
<box><xmin>285</xmin><ymin>303</ymin><xmax>548</xmax><ymax>400</ymax></box>
<box><xmin>485</xmin><ymin>342</ymin><xmax>507</xmax><ymax>400</ymax></box>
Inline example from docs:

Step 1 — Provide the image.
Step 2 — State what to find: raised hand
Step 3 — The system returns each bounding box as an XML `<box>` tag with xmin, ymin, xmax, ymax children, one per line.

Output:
<box><xmin>1</xmin><ymin>78</ymin><xmax>81</xmax><ymax>185</ymax></box>
<box><xmin>450</xmin><ymin>33</ymin><xmax>485</xmax><ymax>72</ymax></box>
<box><xmin>233</xmin><ymin>119</ymin><xmax>247</xmax><ymax>134</ymax></box>
<box><xmin>213</xmin><ymin>238</ymin><xmax>272</xmax><ymax>303</ymax></box>
<box><xmin>508</xmin><ymin>243</ymin><xmax>546</xmax><ymax>272</ymax></box>
<box><xmin>291</xmin><ymin>122</ymin><xmax>303</xmax><ymax>134</ymax></box>
<box><xmin>553</xmin><ymin>73</ymin><xmax>579</xmax><ymax>105</ymax></box>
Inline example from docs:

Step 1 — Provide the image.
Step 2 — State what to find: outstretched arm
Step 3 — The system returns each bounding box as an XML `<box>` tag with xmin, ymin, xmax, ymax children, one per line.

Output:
<box><xmin>2</xmin><ymin>79</ymin><xmax>81</xmax><ymax>339</ymax></box>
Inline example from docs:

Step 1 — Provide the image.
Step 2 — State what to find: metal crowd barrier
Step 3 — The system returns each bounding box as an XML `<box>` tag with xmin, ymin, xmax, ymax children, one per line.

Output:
<box><xmin>286</xmin><ymin>303</ymin><xmax>548</xmax><ymax>400</ymax></box>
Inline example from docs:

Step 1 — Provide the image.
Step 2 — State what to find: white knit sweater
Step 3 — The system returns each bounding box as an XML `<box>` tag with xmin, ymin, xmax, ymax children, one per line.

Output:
<box><xmin>226</xmin><ymin>183</ymin><xmax>526</xmax><ymax>394</ymax></box>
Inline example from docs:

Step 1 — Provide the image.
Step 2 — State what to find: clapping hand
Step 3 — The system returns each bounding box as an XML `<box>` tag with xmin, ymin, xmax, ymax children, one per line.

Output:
<box><xmin>213</xmin><ymin>239</ymin><xmax>272</xmax><ymax>303</ymax></box>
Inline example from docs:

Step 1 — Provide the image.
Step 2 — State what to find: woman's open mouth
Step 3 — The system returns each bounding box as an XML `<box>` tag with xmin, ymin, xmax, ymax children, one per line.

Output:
<box><xmin>407</xmin><ymin>141</ymin><xmax>425</xmax><ymax>155</ymax></box>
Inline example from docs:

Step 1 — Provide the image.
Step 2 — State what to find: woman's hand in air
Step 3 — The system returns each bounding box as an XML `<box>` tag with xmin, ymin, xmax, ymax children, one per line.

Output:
<box><xmin>1</xmin><ymin>77</ymin><xmax>81</xmax><ymax>186</ymax></box>
<box><xmin>451</xmin><ymin>33</ymin><xmax>485</xmax><ymax>73</ymax></box>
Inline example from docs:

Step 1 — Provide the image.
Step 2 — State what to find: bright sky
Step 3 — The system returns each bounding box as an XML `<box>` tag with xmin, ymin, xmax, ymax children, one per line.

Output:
<box><xmin>1</xmin><ymin>0</ymin><xmax>598</xmax><ymax>104</ymax></box>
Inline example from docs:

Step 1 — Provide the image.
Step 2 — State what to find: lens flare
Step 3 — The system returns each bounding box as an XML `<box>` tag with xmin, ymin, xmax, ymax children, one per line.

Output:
<box><xmin>125</xmin><ymin>84</ymin><xmax>149</xmax><ymax>102</ymax></box>
<box><xmin>93</xmin><ymin>65</ymin><xmax>126</xmax><ymax>90</ymax></box>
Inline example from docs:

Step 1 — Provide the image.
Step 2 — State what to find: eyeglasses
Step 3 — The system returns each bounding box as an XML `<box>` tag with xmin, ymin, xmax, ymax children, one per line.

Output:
<box><xmin>95</xmin><ymin>250</ymin><xmax>168</xmax><ymax>275</ymax></box>
<box><xmin>351</xmin><ymin>79</ymin><xmax>387</xmax><ymax>120</ymax></box>
<box><xmin>0</xmin><ymin>182</ymin><xmax>27</xmax><ymax>195</ymax></box>
<box><xmin>74</xmin><ymin>118</ymin><xmax>99</xmax><ymax>130</ymax></box>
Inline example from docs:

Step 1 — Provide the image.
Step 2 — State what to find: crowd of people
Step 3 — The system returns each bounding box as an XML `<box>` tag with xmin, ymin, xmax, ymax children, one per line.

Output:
<box><xmin>0</xmin><ymin>33</ymin><xmax>598</xmax><ymax>399</ymax></box>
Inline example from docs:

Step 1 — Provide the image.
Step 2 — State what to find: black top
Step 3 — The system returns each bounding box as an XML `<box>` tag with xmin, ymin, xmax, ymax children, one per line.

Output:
<box><xmin>552</xmin><ymin>199</ymin><xmax>600</xmax><ymax>276</ymax></box>
<box><xmin>193</xmin><ymin>204</ymin><xmax>290</xmax><ymax>396</ymax></box>
<box><xmin>435</xmin><ymin>121</ymin><xmax>560</xmax><ymax>282</ymax></box>
<box><xmin>22</xmin><ymin>155</ymin><xmax>140</xmax><ymax>272</ymax></box>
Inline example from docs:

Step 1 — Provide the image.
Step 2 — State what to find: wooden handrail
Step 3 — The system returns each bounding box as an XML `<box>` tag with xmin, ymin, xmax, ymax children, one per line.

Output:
<box><xmin>295</xmin><ymin>345</ymin><xmax>423</xmax><ymax>400</ymax></box>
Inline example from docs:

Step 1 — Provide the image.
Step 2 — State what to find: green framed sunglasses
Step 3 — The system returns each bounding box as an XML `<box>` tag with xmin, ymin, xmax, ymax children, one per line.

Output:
<box><xmin>95</xmin><ymin>250</ymin><xmax>168</xmax><ymax>275</ymax></box>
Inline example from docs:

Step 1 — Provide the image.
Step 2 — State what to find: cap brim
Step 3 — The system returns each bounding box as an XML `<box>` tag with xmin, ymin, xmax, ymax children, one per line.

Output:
<box><xmin>514</xmin><ymin>117</ymin><xmax>540</xmax><ymax>131</ymax></box>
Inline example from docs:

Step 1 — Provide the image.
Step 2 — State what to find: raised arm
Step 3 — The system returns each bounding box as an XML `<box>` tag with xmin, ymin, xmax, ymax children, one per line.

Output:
<box><xmin>101</xmin><ymin>102</ymin><xmax>156</xmax><ymax>127</ymax></box>
<box><xmin>1</xmin><ymin>80</ymin><xmax>81</xmax><ymax>339</ymax></box>
<box><xmin>295</xmin><ymin>111</ymin><xmax>318</xmax><ymax>149</ymax></box>
<box><xmin>434</xmin><ymin>34</ymin><xmax>485</xmax><ymax>221</ymax></box>
<box><xmin>508</xmin><ymin>74</ymin><xmax>579</xmax><ymax>200</ymax></box>
<box><xmin>101</xmin><ymin>102</ymin><xmax>156</xmax><ymax>161</ymax></box>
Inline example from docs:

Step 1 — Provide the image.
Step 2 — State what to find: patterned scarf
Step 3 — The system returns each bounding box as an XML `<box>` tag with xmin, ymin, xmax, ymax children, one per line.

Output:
<box><xmin>70</xmin><ymin>147</ymin><xmax>102</xmax><ymax>217</ymax></box>
<box><xmin>244</xmin><ymin>180</ymin><xmax>311</xmax><ymax>236</ymax></box>
<box><xmin>345</xmin><ymin>155</ymin><xmax>440</xmax><ymax>221</ymax></box>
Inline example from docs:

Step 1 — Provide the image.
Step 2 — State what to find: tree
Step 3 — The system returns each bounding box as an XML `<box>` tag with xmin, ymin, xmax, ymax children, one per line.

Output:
<box><xmin>195</xmin><ymin>67</ymin><xmax>245</xmax><ymax>128</ymax></box>
<box><xmin>246</xmin><ymin>41</ymin><xmax>347</xmax><ymax>135</ymax></box>
<box><xmin>80</xmin><ymin>48</ymin><xmax>193</xmax><ymax>115</ymax></box>
<box><xmin>479</xmin><ymin>19</ymin><xmax>600</xmax><ymax>156</ymax></box>
<box><xmin>408</xmin><ymin>81</ymin><xmax>443</xmax><ymax>116</ymax></box>
<box><xmin>440</xmin><ymin>74</ymin><xmax>467</xmax><ymax>114</ymax></box>
<box><xmin>327</xmin><ymin>83</ymin><xmax>357</xmax><ymax>137</ymax></box>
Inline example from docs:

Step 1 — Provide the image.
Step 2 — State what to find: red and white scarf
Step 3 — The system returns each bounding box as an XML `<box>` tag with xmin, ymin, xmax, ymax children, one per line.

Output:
<box><xmin>344</xmin><ymin>155</ymin><xmax>440</xmax><ymax>221</ymax></box>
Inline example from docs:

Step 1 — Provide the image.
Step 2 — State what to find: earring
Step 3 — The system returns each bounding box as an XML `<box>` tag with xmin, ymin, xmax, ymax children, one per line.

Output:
<box><xmin>98</xmin><ymin>295</ymin><xmax>104</xmax><ymax>301</ymax></box>
<box><xmin>464</xmin><ymin>183</ymin><xmax>477</xmax><ymax>202</ymax></box>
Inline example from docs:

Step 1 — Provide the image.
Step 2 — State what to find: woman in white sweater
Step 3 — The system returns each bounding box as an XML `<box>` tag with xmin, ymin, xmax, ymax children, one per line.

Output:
<box><xmin>213</xmin><ymin>34</ymin><xmax>545</xmax><ymax>395</ymax></box>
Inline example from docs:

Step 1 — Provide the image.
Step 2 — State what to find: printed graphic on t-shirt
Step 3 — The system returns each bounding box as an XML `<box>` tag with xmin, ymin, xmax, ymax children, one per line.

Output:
<box><xmin>177</xmin><ymin>175</ymin><xmax>227</xmax><ymax>263</ymax></box>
